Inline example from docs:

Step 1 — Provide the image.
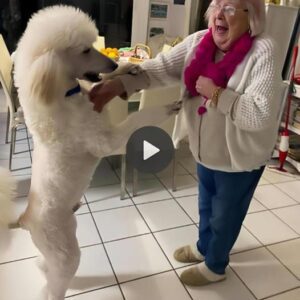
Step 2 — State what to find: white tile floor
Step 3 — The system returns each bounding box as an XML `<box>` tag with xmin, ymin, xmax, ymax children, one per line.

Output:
<box><xmin>1</xmin><ymin>105</ymin><xmax>300</xmax><ymax>299</ymax></box>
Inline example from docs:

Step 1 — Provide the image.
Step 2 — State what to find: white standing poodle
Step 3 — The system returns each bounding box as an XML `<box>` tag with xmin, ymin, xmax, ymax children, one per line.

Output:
<box><xmin>0</xmin><ymin>5</ymin><xmax>179</xmax><ymax>300</ymax></box>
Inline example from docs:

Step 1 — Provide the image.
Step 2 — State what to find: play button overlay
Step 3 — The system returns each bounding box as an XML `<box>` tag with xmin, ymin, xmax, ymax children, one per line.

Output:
<box><xmin>143</xmin><ymin>140</ymin><xmax>160</xmax><ymax>160</ymax></box>
<box><xmin>127</xmin><ymin>126</ymin><xmax>174</xmax><ymax>173</ymax></box>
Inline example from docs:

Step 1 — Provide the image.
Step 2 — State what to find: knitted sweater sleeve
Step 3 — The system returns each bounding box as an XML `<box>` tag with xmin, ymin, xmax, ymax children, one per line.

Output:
<box><xmin>217</xmin><ymin>38</ymin><xmax>281</xmax><ymax>132</ymax></box>
<box><xmin>118</xmin><ymin>32</ymin><xmax>203</xmax><ymax>97</ymax></box>
<box><xmin>140</xmin><ymin>32</ymin><xmax>199</xmax><ymax>87</ymax></box>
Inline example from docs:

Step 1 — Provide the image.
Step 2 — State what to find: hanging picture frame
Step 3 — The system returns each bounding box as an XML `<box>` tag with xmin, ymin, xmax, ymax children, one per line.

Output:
<box><xmin>150</xmin><ymin>3</ymin><xmax>168</xmax><ymax>19</ymax></box>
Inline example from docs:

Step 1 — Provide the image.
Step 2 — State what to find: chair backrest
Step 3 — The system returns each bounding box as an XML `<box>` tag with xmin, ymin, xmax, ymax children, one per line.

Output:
<box><xmin>77</xmin><ymin>79</ymin><xmax>128</xmax><ymax>155</ymax></box>
<box><xmin>93</xmin><ymin>36</ymin><xmax>105</xmax><ymax>51</ymax></box>
<box><xmin>107</xmin><ymin>96</ymin><xmax>128</xmax><ymax>125</ymax></box>
<box><xmin>0</xmin><ymin>34</ymin><xmax>14</xmax><ymax>114</ymax></box>
<box><xmin>161</xmin><ymin>44</ymin><xmax>172</xmax><ymax>53</ymax></box>
<box><xmin>106</xmin><ymin>96</ymin><xmax>129</xmax><ymax>155</ymax></box>
<box><xmin>277</xmin><ymin>80</ymin><xmax>289</xmax><ymax>129</ymax></box>
<box><xmin>139</xmin><ymin>85</ymin><xmax>181</xmax><ymax>135</ymax></box>
<box><xmin>0</xmin><ymin>35</ymin><xmax>12</xmax><ymax>91</ymax></box>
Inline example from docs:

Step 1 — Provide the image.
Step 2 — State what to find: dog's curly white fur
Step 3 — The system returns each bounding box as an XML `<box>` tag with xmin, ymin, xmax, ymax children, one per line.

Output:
<box><xmin>0</xmin><ymin>5</ymin><xmax>179</xmax><ymax>300</ymax></box>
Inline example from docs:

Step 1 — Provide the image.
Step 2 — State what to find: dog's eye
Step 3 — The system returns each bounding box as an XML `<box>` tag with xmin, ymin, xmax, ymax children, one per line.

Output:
<box><xmin>82</xmin><ymin>48</ymin><xmax>91</xmax><ymax>54</ymax></box>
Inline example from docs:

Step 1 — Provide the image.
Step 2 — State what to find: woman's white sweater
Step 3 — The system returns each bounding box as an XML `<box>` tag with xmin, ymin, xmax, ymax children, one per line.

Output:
<box><xmin>119</xmin><ymin>30</ymin><xmax>283</xmax><ymax>172</ymax></box>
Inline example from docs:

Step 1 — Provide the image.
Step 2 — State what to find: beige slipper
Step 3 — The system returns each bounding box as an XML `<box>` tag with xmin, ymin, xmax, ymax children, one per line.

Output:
<box><xmin>180</xmin><ymin>264</ymin><xmax>226</xmax><ymax>286</ymax></box>
<box><xmin>173</xmin><ymin>245</ymin><xmax>204</xmax><ymax>263</ymax></box>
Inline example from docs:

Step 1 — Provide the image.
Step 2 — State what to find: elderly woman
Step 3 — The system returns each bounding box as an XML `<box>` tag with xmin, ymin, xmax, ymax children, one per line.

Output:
<box><xmin>89</xmin><ymin>0</ymin><xmax>282</xmax><ymax>286</ymax></box>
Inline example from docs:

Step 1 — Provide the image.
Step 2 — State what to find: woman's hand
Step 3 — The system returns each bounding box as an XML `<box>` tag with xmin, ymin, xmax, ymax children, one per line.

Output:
<box><xmin>89</xmin><ymin>78</ymin><xmax>125</xmax><ymax>113</ymax></box>
<box><xmin>195</xmin><ymin>76</ymin><xmax>218</xmax><ymax>99</ymax></box>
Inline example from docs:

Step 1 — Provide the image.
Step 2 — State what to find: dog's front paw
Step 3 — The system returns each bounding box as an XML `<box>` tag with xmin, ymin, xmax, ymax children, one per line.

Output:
<box><xmin>101</xmin><ymin>62</ymin><xmax>141</xmax><ymax>81</ymax></box>
<box><xmin>165</xmin><ymin>101</ymin><xmax>182</xmax><ymax>116</ymax></box>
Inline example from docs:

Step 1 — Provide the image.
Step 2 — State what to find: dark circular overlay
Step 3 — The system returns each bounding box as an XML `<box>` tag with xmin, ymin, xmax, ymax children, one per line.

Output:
<box><xmin>126</xmin><ymin>126</ymin><xmax>175</xmax><ymax>173</ymax></box>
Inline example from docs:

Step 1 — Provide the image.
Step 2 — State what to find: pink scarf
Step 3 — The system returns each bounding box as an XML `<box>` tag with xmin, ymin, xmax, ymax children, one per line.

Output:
<box><xmin>184</xmin><ymin>29</ymin><xmax>254</xmax><ymax>113</ymax></box>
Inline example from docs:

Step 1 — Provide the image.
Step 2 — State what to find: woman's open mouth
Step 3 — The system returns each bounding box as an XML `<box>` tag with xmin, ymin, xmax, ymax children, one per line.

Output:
<box><xmin>216</xmin><ymin>25</ymin><xmax>228</xmax><ymax>34</ymax></box>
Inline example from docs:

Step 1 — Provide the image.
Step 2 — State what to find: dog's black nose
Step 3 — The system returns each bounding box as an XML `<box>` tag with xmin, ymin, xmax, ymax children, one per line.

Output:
<box><xmin>84</xmin><ymin>72</ymin><xmax>101</xmax><ymax>83</ymax></box>
<box><xmin>111</xmin><ymin>61</ymin><xmax>118</xmax><ymax>71</ymax></box>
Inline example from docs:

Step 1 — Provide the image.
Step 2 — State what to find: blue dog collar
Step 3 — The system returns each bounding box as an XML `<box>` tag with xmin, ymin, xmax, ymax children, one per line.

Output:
<box><xmin>65</xmin><ymin>84</ymin><xmax>81</xmax><ymax>97</ymax></box>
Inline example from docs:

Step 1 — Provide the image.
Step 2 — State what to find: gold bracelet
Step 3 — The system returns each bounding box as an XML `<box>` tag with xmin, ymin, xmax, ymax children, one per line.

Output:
<box><xmin>211</xmin><ymin>87</ymin><xmax>223</xmax><ymax>106</ymax></box>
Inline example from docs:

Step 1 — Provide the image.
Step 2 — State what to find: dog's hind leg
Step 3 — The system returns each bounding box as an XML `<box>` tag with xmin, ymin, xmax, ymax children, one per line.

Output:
<box><xmin>30</xmin><ymin>210</ymin><xmax>80</xmax><ymax>300</ymax></box>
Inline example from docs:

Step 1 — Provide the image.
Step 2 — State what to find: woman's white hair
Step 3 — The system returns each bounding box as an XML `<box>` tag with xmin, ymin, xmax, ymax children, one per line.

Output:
<box><xmin>205</xmin><ymin>0</ymin><xmax>266</xmax><ymax>37</ymax></box>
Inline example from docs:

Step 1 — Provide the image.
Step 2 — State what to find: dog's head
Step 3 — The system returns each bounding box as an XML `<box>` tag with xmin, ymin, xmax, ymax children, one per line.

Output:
<box><xmin>14</xmin><ymin>5</ymin><xmax>117</xmax><ymax>105</ymax></box>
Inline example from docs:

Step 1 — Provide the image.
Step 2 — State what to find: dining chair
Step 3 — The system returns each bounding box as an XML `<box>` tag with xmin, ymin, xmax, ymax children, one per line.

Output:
<box><xmin>93</xmin><ymin>36</ymin><xmax>105</xmax><ymax>51</ymax></box>
<box><xmin>277</xmin><ymin>81</ymin><xmax>290</xmax><ymax>128</ymax></box>
<box><xmin>105</xmin><ymin>96</ymin><xmax>128</xmax><ymax>199</ymax></box>
<box><xmin>0</xmin><ymin>34</ymin><xmax>14</xmax><ymax>143</ymax></box>
<box><xmin>0</xmin><ymin>34</ymin><xmax>27</xmax><ymax>170</ymax></box>
<box><xmin>133</xmin><ymin>84</ymin><xmax>181</xmax><ymax>195</ymax></box>
<box><xmin>78</xmin><ymin>80</ymin><xmax>128</xmax><ymax>199</ymax></box>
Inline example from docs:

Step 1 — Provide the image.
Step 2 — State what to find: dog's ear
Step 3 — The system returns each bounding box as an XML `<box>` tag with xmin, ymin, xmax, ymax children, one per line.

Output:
<box><xmin>28</xmin><ymin>50</ymin><xmax>62</xmax><ymax>105</ymax></box>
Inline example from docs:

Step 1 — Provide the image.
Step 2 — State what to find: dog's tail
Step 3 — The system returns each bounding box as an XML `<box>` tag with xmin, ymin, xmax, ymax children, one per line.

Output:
<box><xmin>0</xmin><ymin>167</ymin><xmax>17</xmax><ymax>251</ymax></box>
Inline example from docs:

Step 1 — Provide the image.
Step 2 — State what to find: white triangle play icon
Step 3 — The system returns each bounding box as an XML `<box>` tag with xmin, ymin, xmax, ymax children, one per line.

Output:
<box><xmin>143</xmin><ymin>140</ymin><xmax>160</xmax><ymax>161</ymax></box>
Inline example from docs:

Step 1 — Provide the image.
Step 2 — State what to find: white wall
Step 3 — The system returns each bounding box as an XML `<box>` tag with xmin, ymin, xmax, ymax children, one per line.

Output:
<box><xmin>131</xmin><ymin>0</ymin><xmax>192</xmax><ymax>46</ymax></box>
<box><xmin>131</xmin><ymin>0</ymin><xmax>150</xmax><ymax>46</ymax></box>
<box><xmin>265</xmin><ymin>4</ymin><xmax>299</xmax><ymax>77</ymax></box>
<box><xmin>165</xmin><ymin>1</ymin><xmax>190</xmax><ymax>37</ymax></box>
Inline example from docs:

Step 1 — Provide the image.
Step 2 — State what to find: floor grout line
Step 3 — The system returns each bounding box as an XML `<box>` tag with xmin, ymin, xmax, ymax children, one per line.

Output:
<box><xmin>84</xmin><ymin>194</ymin><xmax>127</xmax><ymax>300</ymax></box>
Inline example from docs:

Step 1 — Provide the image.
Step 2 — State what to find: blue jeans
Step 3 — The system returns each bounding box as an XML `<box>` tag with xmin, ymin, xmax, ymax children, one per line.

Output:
<box><xmin>196</xmin><ymin>164</ymin><xmax>264</xmax><ymax>275</ymax></box>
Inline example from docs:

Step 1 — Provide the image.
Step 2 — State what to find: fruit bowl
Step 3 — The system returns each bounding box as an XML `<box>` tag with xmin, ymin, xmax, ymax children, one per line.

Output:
<box><xmin>100</xmin><ymin>47</ymin><xmax>119</xmax><ymax>61</ymax></box>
